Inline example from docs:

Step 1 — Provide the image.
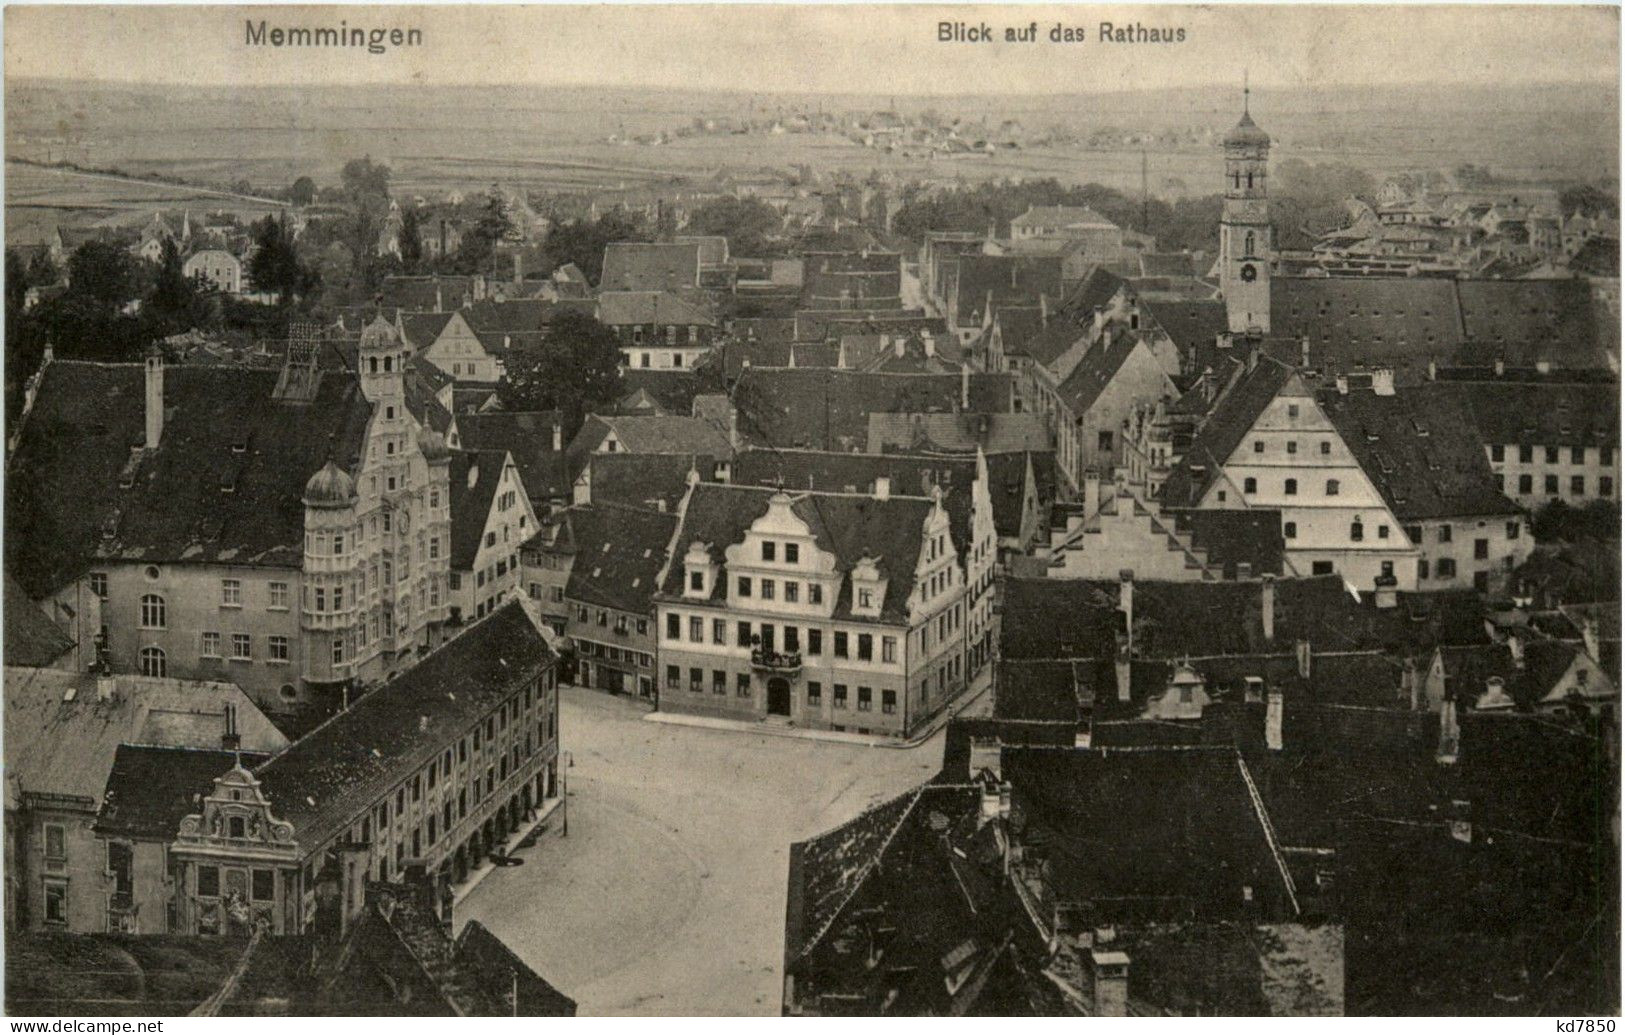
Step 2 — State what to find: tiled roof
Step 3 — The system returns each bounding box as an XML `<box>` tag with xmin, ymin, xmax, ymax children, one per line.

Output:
<box><xmin>792</xmin><ymin>309</ymin><xmax>945</xmax><ymax>343</ymax></box>
<box><xmin>4</xmin><ymin>574</ymin><xmax>74</xmax><ymax>668</ymax></box>
<box><xmin>447</xmin><ymin>450</ymin><xmax>509</xmax><ymax>570</ymax></box>
<box><xmin>1273</xmin><ymin>277</ymin><xmax>1607</xmax><ymax>383</ymax></box>
<box><xmin>1010</xmin><ymin>205</ymin><xmax>1117</xmax><ymax>230</ymax></box>
<box><xmin>1424</xmin><ymin>379</ymin><xmax>1619</xmax><ymax>449</ymax></box>
<box><xmin>1061</xmin><ymin>265</ymin><xmax>1128</xmax><ymax>315</ymax></box>
<box><xmin>599</xmin><ymin>242</ymin><xmax>700</xmax><ymax>292</ymax></box>
<box><xmin>6</xmin><ymin>362</ymin><xmax>371</xmax><ymax>598</ymax></box>
<box><xmin>785</xmin><ymin>783</ymin><xmax>979</xmax><ymax>964</ymax></box>
<box><xmin>3</xmin><ymin>667</ymin><xmax>287</xmax><ymax>806</ymax></box>
<box><xmin>615</xmin><ymin>369</ymin><xmax>720</xmax><ymax>415</ymax></box>
<box><xmin>1177</xmin><ymin>509</ymin><xmax>1287</xmax><ymax>578</ymax></box>
<box><xmin>399</xmin><ymin>311</ymin><xmax>454</xmax><ymax>351</ymax></box>
<box><xmin>1054</xmin><ymin>328</ymin><xmax>1171</xmax><ymax>414</ymax></box>
<box><xmin>985</xmin><ymin>451</ymin><xmax>1052</xmax><ymax>540</ymax></box>
<box><xmin>953</xmin><ymin>255</ymin><xmax>1065</xmax><ymax>324</ymax></box>
<box><xmin>462</xmin><ymin>299</ymin><xmax>558</xmax><ymax>336</ymax></box>
<box><xmin>598</xmin><ymin>290</ymin><xmax>717</xmax><ymax>328</ymax></box>
<box><xmin>660</xmin><ymin>483</ymin><xmax>935</xmax><ymax>624</ymax></box>
<box><xmin>999</xmin><ymin>574</ymin><xmax>1379</xmax><ymax>661</ymax></box>
<box><xmin>1006</xmin><ymin>747</ymin><xmax>1297</xmax><ymax>921</ymax></box>
<box><xmin>1317</xmin><ymin>384</ymin><xmax>1521</xmax><ymax>521</ymax></box>
<box><xmin>453</xmin><ymin>922</ymin><xmax>578</xmax><ymax>1016</ymax></box>
<box><xmin>572</xmin><ymin>414</ymin><xmax>733</xmax><ymax>463</ymax></box>
<box><xmin>561</xmin><ymin>504</ymin><xmax>678</xmax><ymax>614</ymax></box>
<box><xmin>866</xmin><ymin>412</ymin><xmax>1050</xmax><ymax>455</ymax></box>
<box><xmin>454</xmin><ymin>411</ymin><xmax>569</xmax><ymax>501</ymax></box>
<box><xmin>1139</xmin><ymin>252</ymin><xmax>1200</xmax><ymax>278</ymax></box>
<box><xmin>96</xmin><ymin>745</ymin><xmax>271</xmax><ymax>840</ymax></box>
<box><xmin>991</xmin><ymin>305</ymin><xmax>1047</xmax><ymax>359</ymax></box>
<box><xmin>733</xmin><ymin>368</ymin><xmax>1014</xmax><ymax>452</ymax></box>
<box><xmin>1142</xmin><ymin>298</ymin><xmax>1229</xmax><ymax>358</ymax></box>
<box><xmin>733</xmin><ymin>448</ymin><xmax>976</xmax><ymax>565</ymax></box>
<box><xmin>581</xmin><ymin>452</ymin><xmax>711</xmax><ymax>512</ymax></box>
<box><xmin>378</xmin><ymin>276</ymin><xmax>478</xmax><ymax>313</ymax></box>
<box><xmin>251</xmin><ymin>600</ymin><xmax>553</xmax><ymax>849</ymax></box>
<box><xmin>1157</xmin><ymin>357</ymin><xmax>1297</xmax><ymax>509</ymax></box>
<box><xmin>1568</xmin><ymin>236</ymin><xmax>1620</xmax><ymax>278</ymax></box>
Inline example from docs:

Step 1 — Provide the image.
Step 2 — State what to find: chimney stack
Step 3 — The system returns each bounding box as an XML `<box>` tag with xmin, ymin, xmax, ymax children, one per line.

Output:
<box><xmin>222</xmin><ymin>703</ymin><xmax>241</xmax><ymax>751</ymax></box>
<box><xmin>1265</xmin><ymin>690</ymin><xmax>1284</xmax><ymax>751</ymax></box>
<box><xmin>144</xmin><ymin>346</ymin><xmax>165</xmax><ymax>450</ymax></box>
<box><xmin>1090</xmin><ymin>950</ymin><xmax>1130</xmax><ymax>1017</ymax></box>
<box><xmin>552</xmin><ymin>422</ymin><xmax>563</xmax><ymax>452</ymax></box>
<box><xmin>1436</xmin><ymin>699</ymin><xmax>1460</xmax><ymax>764</ymax></box>
<box><xmin>960</xmin><ymin>364</ymin><xmax>971</xmax><ymax>411</ymax></box>
<box><xmin>1118</xmin><ymin>569</ymin><xmax>1134</xmax><ymax>649</ymax></box>
<box><xmin>1494</xmin><ymin>357</ymin><xmax>1505</xmax><ymax>377</ymax></box>
<box><xmin>1536</xmin><ymin>359</ymin><xmax>1552</xmax><ymax>375</ymax></box>
<box><xmin>1427</xmin><ymin>359</ymin><xmax>1438</xmax><ymax>381</ymax></box>
<box><xmin>1296</xmin><ymin>638</ymin><xmax>1312</xmax><ymax>680</ymax></box>
<box><xmin>1371</xmin><ymin>367</ymin><xmax>1395</xmax><ymax>396</ymax></box>
<box><xmin>1115</xmin><ymin>647</ymin><xmax>1132</xmax><ymax>703</ymax></box>
<box><xmin>1299</xmin><ymin>334</ymin><xmax>1310</xmax><ymax>368</ymax></box>
<box><xmin>873</xmin><ymin>476</ymin><xmax>891</xmax><ymax>500</ymax></box>
<box><xmin>1260</xmin><ymin>573</ymin><xmax>1276</xmax><ymax>643</ymax></box>
<box><xmin>1507</xmin><ymin>632</ymin><xmax>1525</xmax><ymax>669</ymax></box>
<box><xmin>1335</xmin><ymin>374</ymin><xmax>1349</xmax><ymax>396</ymax></box>
<box><xmin>1582</xmin><ymin>617</ymin><xmax>1601</xmax><ymax>662</ymax></box>
<box><xmin>1374</xmin><ymin>573</ymin><xmax>1398</xmax><ymax>609</ymax></box>
<box><xmin>512</xmin><ymin>251</ymin><xmax>524</xmax><ymax>289</ymax></box>
<box><xmin>96</xmin><ymin>675</ymin><xmax>118</xmax><ymax>702</ymax></box>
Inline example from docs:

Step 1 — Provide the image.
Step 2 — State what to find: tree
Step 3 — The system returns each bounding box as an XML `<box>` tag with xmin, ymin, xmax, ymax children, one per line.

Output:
<box><xmin>146</xmin><ymin>237</ymin><xmax>217</xmax><ymax>336</ymax></box>
<box><xmin>399</xmin><ymin>207</ymin><xmax>424</xmax><ymax>271</ymax></box>
<box><xmin>498</xmin><ymin>310</ymin><xmax>623</xmax><ymax>435</ymax></box>
<box><xmin>1560</xmin><ymin>184</ymin><xmax>1618</xmax><ymax>220</ymax></box>
<box><xmin>289</xmin><ymin>176</ymin><xmax>317</xmax><ymax>207</ymax></box>
<box><xmin>67</xmin><ymin>240</ymin><xmax>139</xmax><ymax>310</ymax></box>
<box><xmin>247</xmin><ymin>214</ymin><xmax>315</xmax><ymax>303</ymax></box>
<box><xmin>341</xmin><ymin>156</ymin><xmax>392</xmax><ymax>202</ymax></box>
<box><xmin>541</xmin><ymin>211</ymin><xmax>651</xmax><ymax>286</ymax></box>
<box><xmin>686</xmin><ymin>196</ymin><xmax>784</xmax><ymax>257</ymax></box>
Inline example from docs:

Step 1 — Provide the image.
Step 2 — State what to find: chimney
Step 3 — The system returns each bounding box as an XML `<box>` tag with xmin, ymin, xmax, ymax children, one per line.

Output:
<box><xmin>1335</xmin><ymin>374</ymin><xmax>1349</xmax><ymax>396</ymax></box>
<box><xmin>1436</xmin><ymin>699</ymin><xmax>1460</xmax><ymax>764</ymax></box>
<box><xmin>434</xmin><ymin>278</ymin><xmax>444</xmax><ymax>312</ymax></box>
<box><xmin>1114</xmin><ymin>648</ymin><xmax>1132</xmax><ymax>703</ymax></box>
<box><xmin>1582</xmin><ymin>617</ymin><xmax>1601</xmax><ymax>662</ymax></box>
<box><xmin>1299</xmin><ymin>334</ymin><xmax>1310</xmax><ymax>368</ymax></box>
<box><xmin>1235</xmin><ymin>561</ymin><xmax>1253</xmax><ymax>580</ymax></box>
<box><xmin>923</xmin><ymin>333</ymin><xmax>935</xmax><ymax>358</ymax></box>
<box><xmin>1494</xmin><ymin>357</ymin><xmax>1505</xmax><ymax>377</ymax></box>
<box><xmin>1536</xmin><ymin>359</ymin><xmax>1552</xmax><ymax>375</ymax></box>
<box><xmin>552</xmin><ymin>422</ymin><xmax>563</xmax><ymax>452</ymax></box>
<box><xmin>1265</xmin><ymin>690</ymin><xmax>1284</xmax><ymax>751</ymax></box>
<box><xmin>1118</xmin><ymin>569</ymin><xmax>1134</xmax><ymax>648</ymax></box>
<box><xmin>222</xmin><ymin>703</ymin><xmax>241</xmax><ymax>751</ymax></box>
<box><xmin>1296</xmin><ymin>638</ymin><xmax>1312</xmax><ymax>680</ymax></box>
<box><xmin>1403</xmin><ymin>656</ymin><xmax>1420</xmax><ymax>710</ymax></box>
<box><xmin>144</xmin><ymin>346</ymin><xmax>165</xmax><ymax>450</ymax></box>
<box><xmin>1479</xmin><ymin>675</ymin><xmax>1514</xmax><ymax>710</ymax></box>
<box><xmin>1427</xmin><ymin>359</ymin><xmax>1438</xmax><ymax>381</ymax></box>
<box><xmin>960</xmin><ymin>364</ymin><xmax>971</xmax><ymax>410</ymax></box>
<box><xmin>873</xmin><ymin>476</ymin><xmax>891</xmax><ymax>500</ymax></box>
<box><xmin>1371</xmin><ymin>367</ymin><xmax>1395</xmax><ymax>396</ymax></box>
<box><xmin>1507</xmin><ymin>632</ymin><xmax>1525</xmax><ymax>669</ymax></box>
<box><xmin>1260</xmin><ymin>573</ymin><xmax>1276</xmax><ymax>642</ymax></box>
<box><xmin>96</xmin><ymin>675</ymin><xmax>118</xmax><ymax>702</ymax></box>
<box><xmin>1374</xmin><ymin>573</ymin><xmax>1398</xmax><ymax>609</ymax></box>
<box><xmin>894</xmin><ymin>336</ymin><xmax>905</xmax><ymax>359</ymax></box>
<box><xmin>512</xmin><ymin>250</ymin><xmax>524</xmax><ymax>288</ymax></box>
<box><xmin>1090</xmin><ymin>950</ymin><xmax>1130</xmax><ymax>1017</ymax></box>
<box><xmin>1039</xmin><ymin>293</ymin><xmax>1049</xmax><ymax>327</ymax></box>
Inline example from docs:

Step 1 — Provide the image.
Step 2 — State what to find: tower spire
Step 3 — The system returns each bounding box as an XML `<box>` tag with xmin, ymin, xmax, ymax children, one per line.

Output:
<box><xmin>1243</xmin><ymin>69</ymin><xmax>1250</xmax><ymax>115</ymax></box>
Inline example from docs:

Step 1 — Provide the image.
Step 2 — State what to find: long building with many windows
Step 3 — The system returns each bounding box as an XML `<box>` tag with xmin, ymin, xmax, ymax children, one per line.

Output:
<box><xmin>653</xmin><ymin>481</ymin><xmax>969</xmax><ymax>738</ymax></box>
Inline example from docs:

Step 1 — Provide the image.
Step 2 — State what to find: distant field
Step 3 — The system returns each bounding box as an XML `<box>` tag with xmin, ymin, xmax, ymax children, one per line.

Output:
<box><xmin>5</xmin><ymin>161</ymin><xmax>287</xmax><ymax>243</ymax></box>
<box><xmin>6</xmin><ymin>78</ymin><xmax>1616</xmax><ymax>241</ymax></box>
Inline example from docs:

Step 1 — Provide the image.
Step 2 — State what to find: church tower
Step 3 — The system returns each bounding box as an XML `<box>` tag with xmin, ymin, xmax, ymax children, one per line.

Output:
<box><xmin>1220</xmin><ymin>84</ymin><xmax>1272</xmax><ymax>333</ymax></box>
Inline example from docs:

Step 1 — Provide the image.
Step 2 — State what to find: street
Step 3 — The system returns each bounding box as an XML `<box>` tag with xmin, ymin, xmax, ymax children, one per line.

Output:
<box><xmin>456</xmin><ymin>685</ymin><xmax>945</xmax><ymax>1015</ymax></box>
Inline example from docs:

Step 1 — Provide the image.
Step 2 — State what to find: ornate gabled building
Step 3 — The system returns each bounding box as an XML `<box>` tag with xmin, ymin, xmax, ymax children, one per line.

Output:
<box><xmin>5</xmin><ymin>319</ymin><xmax>452</xmax><ymax>730</ymax></box>
<box><xmin>653</xmin><ymin>481</ymin><xmax>970</xmax><ymax>738</ymax></box>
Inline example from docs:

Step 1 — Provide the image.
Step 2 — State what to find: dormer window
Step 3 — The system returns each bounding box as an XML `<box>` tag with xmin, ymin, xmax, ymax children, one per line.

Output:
<box><xmin>682</xmin><ymin>541</ymin><xmax>715</xmax><ymax>599</ymax></box>
<box><xmin>762</xmin><ymin>541</ymin><xmax>777</xmax><ymax>562</ymax></box>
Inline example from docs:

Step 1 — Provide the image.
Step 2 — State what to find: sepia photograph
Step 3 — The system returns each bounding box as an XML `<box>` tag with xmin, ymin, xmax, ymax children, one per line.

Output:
<box><xmin>0</xmin><ymin>1</ymin><xmax>1619</xmax><ymax>1018</ymax></box>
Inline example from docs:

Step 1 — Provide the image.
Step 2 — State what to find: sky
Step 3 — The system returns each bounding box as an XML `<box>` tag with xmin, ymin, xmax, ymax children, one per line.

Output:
<box><xmin>4</xmin><ymin>3</ymin><xmax>1619</xmax><ymax>95</ymax></box>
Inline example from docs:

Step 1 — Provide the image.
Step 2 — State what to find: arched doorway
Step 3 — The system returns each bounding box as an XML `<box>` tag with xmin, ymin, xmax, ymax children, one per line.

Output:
<box><xmin>767</xmin><ymin>677</ymin><xmax>791</xmax><ymax>717</ymax></box>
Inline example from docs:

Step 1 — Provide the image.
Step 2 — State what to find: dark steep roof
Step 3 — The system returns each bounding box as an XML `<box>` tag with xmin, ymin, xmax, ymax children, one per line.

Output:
<box><xmin>599</xmin><ymin>241</ymin><xmax>700</xmax><ymax>292</ymax></box>
<box><xmin>1428</xmin><ymin>379</ymin><xmax>1620</xmax><ymax>449</ymax></box>
<box><xmin>1142</xmin><ymin>298</ymin><xmax>1229</xmax><ymax>357</ymax></box>
<box><xmin>561</xmin><ymin>504</ymin><xmax>678</xmax><ymax>614</ymax></box>
<box><xmin>1177</xmin><ymin>509</ymin><xmax>1287</xmax><ymax>578</ymax></box>
<box><xmin>733</xmin><ymin>449</ymin><xmax>977</xmax><ymax>566</ymax></box>
<box><xmin>453</xmin><ymin>922</ymin><xmax>578</xmax><ymax>1017</ymax></box>
<box><xmin>96</xmin><ymin>745</ymin><xmax>271</xmax><ymax>840</ymax></box>
<box><xmin>6</xmin><ymin>362</ymin><xmax>371</xmax><ymax>597</ymax></box>
<box><xmin>1273</xmin><ymin>277</ymin><xmax>1607</xmax><ymax>383</ymax></box>
<box><xmin>4</xmin><ymin>574</ymin><xmax>75</xmax><ymax>667</ymax></box>
<box><xmin>1055</xmin><ymin>328</ymin><xmax>1170</xmax><ymax>414</ymax></box>
<box><xmin>1157</xmin><ymin>357</ymin><xmax>1296</xmax><ymax>509</ymax></box>
<box><xmin>660</xmin><ymin>483</ymin><xmax>934</xmax><ymax>624</ymax></box>
<box><xmin>454</xmin><ymin>411</ymin><xmax>569</xmax><ymax>501</ymax></box>
<box><xmin>1317</xmin><ymin>384</ymin><xmax>1521</xmax><ymax>521</ymax></box>
<box><xmin>447</xmin><ymin>450</ymin><xmax>509</xmax><ymax>570</ymax></box>
<box><xmin>953</xmin><ymin>255</ymin><xmax>1065</xmax><ymax>324</ymax></box>
<box><xmin>580</xmin><ymin>452</ymin><xmax>710</xmax><ymax>512</ymax></box>
<box><xmin>252</xmin><ymin>600</ymin><xmax>553</xmax><ymax>848</ymax></box>
<box><xmin>733</xmin><ymin>368</ymin><xmax>1014</xmax><ymax>452</ymax></box>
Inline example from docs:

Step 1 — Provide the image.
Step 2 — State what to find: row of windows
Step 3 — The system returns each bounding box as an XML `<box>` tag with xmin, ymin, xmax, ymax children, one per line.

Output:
<box><xmin>577</xmin><ymin>639</ymin><xmax>652</xmax><ymax>668</ymax></box>
<box><xmin>759</xmin><ymin>540</ymin><xmax>801</xmax><ymax>565</ymax></box>
<box><xmin>1490</xmin><ymin>444</ymin><xmax>1616</xmax><ymax>465</ymax></box>
<box><xmin>808</xmin><ymin>682</ymin><xmax>897</xmax><ymax>713</ymax></box>
<box><xmin>731</xmin><ymin>575</ymin><xmax>824</xmax><ymax>605</ymax></box>
<box><xmin>1503</xmin><ymin>473</ymin><xmax>1614</xmax><ymax>497</ymax></box>
<box><xmin>1252</xmin><ymin>439</ymin><xmax>1334</xmax><ymax>457</ymax></box>
<box><xmin>199</xmin><ymin>631</ymin><xmax>289</xmax><ymax>662</ymax></box>
<box><xmin>1402</xmin><ymin>522</ymin><xmax>1522</xmax><ymax>545</ymax></box>
<box><xmin>575</xmin><ymin>605</ymin><xmax>649</xmax><ymax>636</ymax></box>
<box><xmin>1243</xmin><ymin>477</ymin><xmax>1340</xmax><ymax>496</ymax></box>
<box><xmin>664</xmin><ymin>613</ymin><xmax>897</xmax><ymax>661</ymax></box>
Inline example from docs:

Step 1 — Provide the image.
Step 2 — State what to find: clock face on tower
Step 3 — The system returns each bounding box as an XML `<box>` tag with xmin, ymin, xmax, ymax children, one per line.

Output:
<box><xmin>1239</xmin><ymin>263</ymin><xmax>1258</xmax><ymax>283</ymax></box>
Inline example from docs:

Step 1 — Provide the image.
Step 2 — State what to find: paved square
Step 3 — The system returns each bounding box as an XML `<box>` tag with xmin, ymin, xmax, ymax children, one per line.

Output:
<box><xmin>456</xmin><ymin>685</ymin><xmax>945</xmax><ymax>1015</ymax></box>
